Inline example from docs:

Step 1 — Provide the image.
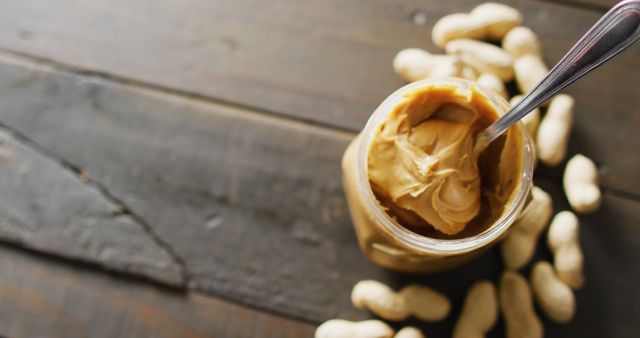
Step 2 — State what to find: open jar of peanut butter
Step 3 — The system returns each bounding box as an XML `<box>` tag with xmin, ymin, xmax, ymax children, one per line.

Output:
<box><xmin>342</xmin><ymin>78</ymin><xmax>534</xmax><ymax>273</ymax></box>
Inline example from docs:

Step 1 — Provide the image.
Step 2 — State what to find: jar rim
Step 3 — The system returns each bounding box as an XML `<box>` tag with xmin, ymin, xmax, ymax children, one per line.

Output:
<box><xmin>356</xmin><ymin>78</ymin><xmax>534</xmax><ymax>255</ymax></box>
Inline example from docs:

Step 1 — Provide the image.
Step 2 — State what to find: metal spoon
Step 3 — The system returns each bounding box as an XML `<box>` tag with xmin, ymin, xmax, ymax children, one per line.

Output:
<box><xmin>475</xmin><ymin>0</ymin><xmax>640</xmax><ymax>151</ymax></box>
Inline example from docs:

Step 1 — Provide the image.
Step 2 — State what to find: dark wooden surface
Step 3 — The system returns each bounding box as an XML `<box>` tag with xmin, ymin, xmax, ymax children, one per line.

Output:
<box><xmin>0</xmin><ymin>0</ymin><xmax>638</xmax><ymax>337</ymax></box>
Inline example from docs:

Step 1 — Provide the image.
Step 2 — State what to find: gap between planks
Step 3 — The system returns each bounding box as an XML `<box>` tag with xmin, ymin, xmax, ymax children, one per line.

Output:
<box><xmin>0</xmin><ymin>48</ymin><xmax>360</xmax><ymax>135</ymax></box>
<box><xmin>602</xmin><ymin>186</ymin><xmax>640</xmax><ymax>203</ymax></box>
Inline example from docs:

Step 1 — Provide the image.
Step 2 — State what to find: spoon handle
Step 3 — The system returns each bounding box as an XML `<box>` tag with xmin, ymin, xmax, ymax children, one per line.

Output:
<box><xmin>478</xmin><ymin>0</ymin><xmax>640</xmax><ymax>146</ymax></box>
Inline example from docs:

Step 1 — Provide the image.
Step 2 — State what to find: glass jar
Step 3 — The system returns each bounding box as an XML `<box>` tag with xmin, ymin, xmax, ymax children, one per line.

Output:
<box><xmin>342</xmin><ymin>78</ymin><xmax>534</xmax><ymax>273</ymax></box>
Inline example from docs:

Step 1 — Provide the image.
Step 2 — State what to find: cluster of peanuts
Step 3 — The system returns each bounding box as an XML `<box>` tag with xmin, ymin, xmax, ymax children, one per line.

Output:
<box><xmin>317</xmin><ymin>3</ymin><xmax>603</xmax><ymax>338</ymax></box>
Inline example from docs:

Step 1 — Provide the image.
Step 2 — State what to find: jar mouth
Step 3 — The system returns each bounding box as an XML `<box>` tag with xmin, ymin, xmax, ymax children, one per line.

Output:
<box><xmin>357</xmin><ymin>78</ymin><xmax>534</xmax><ymax>255</ymax></box>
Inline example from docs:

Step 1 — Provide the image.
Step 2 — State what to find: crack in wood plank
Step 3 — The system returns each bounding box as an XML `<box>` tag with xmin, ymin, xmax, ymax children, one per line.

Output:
<box><xmin>0</xmin><ymin>124</ymin><xmax>188</xmax><ymax>287</ymax></box>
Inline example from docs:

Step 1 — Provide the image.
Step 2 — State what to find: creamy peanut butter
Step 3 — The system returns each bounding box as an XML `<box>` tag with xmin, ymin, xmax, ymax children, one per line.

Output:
<box><xmin>367</xmin><ymin>84</ymin><xmax>522</xmax><ymax>237</ymax></box>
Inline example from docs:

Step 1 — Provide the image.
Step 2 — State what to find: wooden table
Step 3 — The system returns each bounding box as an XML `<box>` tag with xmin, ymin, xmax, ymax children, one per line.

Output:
<box><xmin>0</xmin><ymin>0</ymin><xmax>638</xmax><ymax>337</ymax></box>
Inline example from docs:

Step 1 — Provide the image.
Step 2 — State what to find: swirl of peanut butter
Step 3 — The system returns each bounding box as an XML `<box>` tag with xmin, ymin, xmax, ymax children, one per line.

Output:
<box><xmin>367</xmin><ymin>86</ymin><xmax>492</xmax><ymax>235</ymax></box>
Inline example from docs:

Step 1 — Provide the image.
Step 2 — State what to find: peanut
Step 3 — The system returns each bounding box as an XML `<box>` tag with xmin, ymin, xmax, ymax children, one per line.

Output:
<box><xmin>503</xmin><ymin>27</ymin><xmax>549</xmax><ymax>94</ymax></box>
<box><xmin>453</xmin><ymin>280</ymin><xmax>498</xmax><ymax>338</ymax></box>
<box><xmin>499</xmin><ymin>271</ymin><xmax>543</xmax><ymax>338</ymax></box>
<box><xmin>537</xmin><ymin>94</ymin><xmax>574</xmax><ymax>166</ymax></box>
<box><xmin>460</xmin><ymin>65</ymin><xmax>479</xmax><ymax>80</ymax></box>
<box><xmin>445</xmin><ymin>39</ymin><xmax>514</xmax><ymax>81</ymax></box>
<box><xmin>547</xmin><ymin>211</ymin><xmax>584</xmax><ymax>289</ymax></box>
<box><xmin>502</xmin><ymin>26</ymin><xmax>542</xmax><ymax>59</ymax></box>
<box><xmin>531</xmin><ymin>261</ymin><xmax>576</xmax><ymax>323</ymax></box>
<box><xmin>392</xmin><ymin>48</ymin><xmax>475</xmax><ymax>82</ymax></box>
<box><xmin>500</xmin><ymin>186</ymin><xmax>553</xmax><ymax>270</ymax></box>
<box><xmin>401</xmin><ymin>284</ymin><xmax>451</xmax><ymax>322</ymax></box>
<box><xmin>563</xmin><ymin>154</ymin><xmax>602</xmax><ymax>213</ymax></box>
<box><xmin>351</xmin><ymin>280</ymin><xmax>451</xmax><ymax>322</ymax></box>
<box><xmin>395</xmin><ymin>327</ymin><xmax>425</xmax><ymax>338</ymax></box>
<box><xmin>513</xmin><ymin>55</ymin><xmax>549</xmax><ymax>94</ymax></box>
<box><xmin>432</xmin><ymin>3</ymin><xmax>523</xmax><ymax>48</ymax></box>
<box><xmin>477</xmin><ymin>73</ymin><xmax>507</xmax><ymax>100</ymax></box>
<box><xmin>351</xmin><ymin>280</ymin><xmax>409</xmax><ymax>320</ymax></box>
<box><xmin>510</xmin><ymin>95</ymin><xmax>541</xmax><ymax>140</ymax></box>
<box><xmin>316</xmin><ymin>319</ymin><xmax>394</xmax><ymax>338</ymax></box>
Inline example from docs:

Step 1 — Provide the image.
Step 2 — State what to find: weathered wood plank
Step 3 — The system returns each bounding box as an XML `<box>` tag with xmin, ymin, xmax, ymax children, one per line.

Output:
<box><xmin>0</xmin><ymin>55</ymin><xmax>367</xmax><ymax>322</ymax></box>
<box><xmin>1</xmin><ymin>0</ymin><xmax>638</xmax><ymax>194</ymax></box>
<box><xmin>0</xmin><ymin>244</ymin><xmax>315</xmax><ymax>338</ymax></box>
<box><xmin>0</xmin><ymin>55</ymin><xmax>638</xmax><ymax>336</ymax></box>
<box><xmin>0</xmin><ymin>126</ymin><xmax>183</xmax><ymax>286</ymax></box>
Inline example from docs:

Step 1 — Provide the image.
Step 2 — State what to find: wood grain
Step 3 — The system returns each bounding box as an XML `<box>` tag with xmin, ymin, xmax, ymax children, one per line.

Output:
<box><xmin>0</xmin><ymin>126</ymin><xmax>183</xmax><ymax>286</ymax></box>
<box><xmin>0</xmin><ymin>0</ymin><xmax>638</xmax><ymax>194</ymax></box>
<box><xmin>0</xmin><ymin>243</ymin><xmax>315</xmax><ymax>338</ymax></box>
